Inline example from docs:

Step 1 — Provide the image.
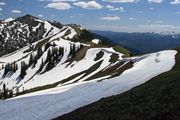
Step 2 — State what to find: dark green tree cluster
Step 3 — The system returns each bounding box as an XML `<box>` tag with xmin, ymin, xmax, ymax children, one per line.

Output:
<box><xmin>44</xmin><ymin>47</ymin><xmax>64</xmax><ymax>72</ymax></box>
<box><xmin>0</xmin><ymin>84</ymin><xmax>13</xmax><ymax>99</ymax></box>
<box><xmin>3</xmin><ymin>62</ymin><xmax>18</xmax><ymax>77</ymax></box>
<box><xmin>68</xmin><ymin>44</ymin><xmax>83</xmax><ymax>59</ymax></box>
<box><xmin>29</xmin><ymin>47</ymin><xmax>43</xmax><ymax>68</ymax></box>
<box><xmin>44</xmin><ymin>42</ymin><xmax>52</xmax><ymax>51</ymax></box>
<box><xmin>37</xmin><ymin>47</ymin><xmax>43</xmax><ymax>59</ymax></box>
<box><xmin>20</xmin><ymin>61</ymin><xmax>28</xmax><ymax>79</ymax></box>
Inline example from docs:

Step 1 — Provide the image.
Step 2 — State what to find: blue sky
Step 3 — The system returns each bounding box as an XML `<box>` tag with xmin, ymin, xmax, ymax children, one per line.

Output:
<box><xmin>1</xmin><ymin>0</ymin><xmax>180</xmax><ymax>33</ymax></box>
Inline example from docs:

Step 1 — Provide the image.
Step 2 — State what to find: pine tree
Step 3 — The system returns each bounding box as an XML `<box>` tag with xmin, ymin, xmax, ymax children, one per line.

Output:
<box><xmin>37</xmin><ymin>47</ymin><xmax>42</xmax><ymax>59</ymax></box>
<box><xmin>8</xmin><ymin>90</ymin><xmax>13</xmax><ymax>98</ymax></box>
<box><xmin>3</xmin><ymin>83</ymin><xmax>7</xmax><ymax>99</ymax></box>
<box><xmin>1</xmin><ymin>64</ymin><xmax>4</xmax><ymax>69</ymax></box>
<box><xmin>44</xmin><ymin>42</ymin><xmax>51</xmax><ymax>51</ymax></box>
<box><xmin>46</xmin><ymin>49</ymin><xmax>52</xmax><ymax>63</ymax></box>
<box><xmin>29</xmin><ymin>53</ymin><xmax>33</xmax><ymax>66</ymax></box>
<box><xmin>39</xmin><ymin>58</ymin><xmax>44</xmax><ymax>72</ymax></box>
<box><xmin>20</xmin><ymin>61</ymin><xmax>28</xmax><ymax>79</ymax></box>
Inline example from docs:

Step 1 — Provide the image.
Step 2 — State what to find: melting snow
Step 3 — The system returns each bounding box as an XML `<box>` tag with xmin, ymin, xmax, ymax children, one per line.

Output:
<box><xmin>92</xmin><ymin>39</ymin><xmax>100</xmax><ymax>44</ymax></box>
<box><xmin>0</xmin><ymin>50</ymin><xmax>177</xmax><ymax>120</ymax></box>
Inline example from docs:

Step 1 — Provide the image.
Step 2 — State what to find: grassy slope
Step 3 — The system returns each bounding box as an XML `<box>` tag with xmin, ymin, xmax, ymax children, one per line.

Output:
<box><xmin>54</xmin><ymin>47</ymin><xmax>180</xmax><ymax>120</ymax></box>
<box><xmin>113</xmin><ymin>45</ymin><xmax>130</xmax><ymax>56</ymax></box>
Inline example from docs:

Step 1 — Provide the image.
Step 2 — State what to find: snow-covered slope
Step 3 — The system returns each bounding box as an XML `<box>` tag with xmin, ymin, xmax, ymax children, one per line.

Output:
<box><xmin>0</xmin><ymin>50</ymin><xmax>177</xmax><ymax>120</ymax></box>
<box><xmin>0</xmin><ymin>15</ymin><xmax>124</xmax><ymax>94</ymax></box>
<box><xmin>0</xmin><ymin>35</ymin><xmax>124</xmax><ymax>92</ymax></box>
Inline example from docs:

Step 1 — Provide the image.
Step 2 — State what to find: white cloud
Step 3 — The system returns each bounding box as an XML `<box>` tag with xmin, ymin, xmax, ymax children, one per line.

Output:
<box><xmin>0</xmin><ymin>2</ymin><xmax>6</xmax><ymax>5</ymax></box>
<box><xmin>129</xmin><ymin>17</ymin><xmax>135</xmax><ymax>20</ymax></box>
<box><xmin>74</xmin><ymin>1</ymin><xmax>102</xmax><ymax>9</ymax></box>
<box><xmin>11</xmin><ymin>10</ymin><xmax>22</xmax><ymax>13</ymax></box>
<box><xmin>39</xmin><ymin>0</ymin><xmax>78</xmax><ymax>2</ymax></box>
<box><xmin>106</xmin><ymin>5</ymin><xmax>125</xmax><ymax>11</ymax></box>
<box><xmin>46</xmin><ymin>2</ymin><xmax>72</xmax><ymax>10</ymax></box>
<box><xmin>102</xmin><ymin>0</ymin><xmax>139</xmax><ymax>3</ymax></box>
<box><xmin>148</xmin><ymin>0</ymin><xmax>164</xmax><ymax>3</ymax></box>
<box><xmin>176</xmin><ymin>12</ymin><xmax>180</xmax><ymax>14</ymax></box>
<box><xmin>170</xmin><ymin>0</ymin><xmax>180</xmax><ymax>4</ymax></box>
<box><xmin>100</xmin><ymin>16</ymin><xmax>120</xmax><ymax>21</ymax></box>
<box><xmin>38</xmin><ymin>14</ymin><xmax>43</xmax><ymax>17</ymax></box>
<box><xmin>150</xmin><ymin>7</ymin><xmax>155</xmax><ymax>10</ymax></box>
<box><xmin>0</xmin><ymin>8</ymin><xmax>2</xmax><ymax>11</ymax></box>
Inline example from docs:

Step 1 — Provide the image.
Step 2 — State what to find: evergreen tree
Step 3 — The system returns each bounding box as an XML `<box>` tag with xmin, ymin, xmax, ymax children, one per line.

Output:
<box><xmin>1</xmin><ymin>64</ymin><xmax>4</xmax><ymax>69</ymax></box>
<box><xmin>32</xmin><ymin>55</ymin><xmax>38</xmax><ymax>68</ymax></box>
<box><xmin>37</xmin><ymin>47</ymin><xmax>43</xmax><ymax>59</ymax></box>
<box><xmin>20</xmin><ymin>61</ymin><xmax>28</xmax><ymax>79</ymax></box>
<box><xmin>39</xmin><ymin>58</ymin><xmax>44</xmax><ymax>72</ymax></box>
<box><xmin>46</xmin><ymin>49</ymin><xmax>52</xmax><ymax>63</ymax></box>
<box><xmin>44</xmin><ymin>42</ymin><xmax>51</xmax><ymax>51</ymax></box>
<box><xmin>29</xmin><ymin>53</ymin><xmax>33</xmax><ymax>66</ymax></box>
<box><xmin>3</xmin><ymin>83</ymin><xmax>7</xmax><ymax>99</ymax></box>
<box><xmin>8</xmin><ymin>90</ymin><xmax>13</xmax><ymax>98</ymax></box>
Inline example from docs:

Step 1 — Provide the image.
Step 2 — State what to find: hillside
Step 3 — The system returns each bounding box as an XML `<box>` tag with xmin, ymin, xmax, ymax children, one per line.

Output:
<box><xmin>0</xmin><ymin>15</ymin><xmax>129</xmax><ymax>98</ymax></box>
<box><xmin>54</xmin><ymin>47</ymin><xmax>180</xmax><ymax>120</ymax></box>
<box><xmin>0</xmin><ymin>49</ymin><xmax>177</xmax><ymax>120</ymax></box>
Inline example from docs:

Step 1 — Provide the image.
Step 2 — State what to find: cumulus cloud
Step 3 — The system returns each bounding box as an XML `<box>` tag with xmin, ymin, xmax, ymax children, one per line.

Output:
<box><xmin>73</xmin><ymin>1</ymin><xmax>102</xmax><ymax>9</ymax></box>
<box><xmin>46</xmin><ymin>2</ymin><xmax>72</xmax><ymax>10</ymax></box>
<box><xmin>170</xmin><ymin>0</ymin><xmax>180</xmax><ymax>4</ymax></box>
<box><xmin>106</xmin><ymin>5</ymin><xmax>125</xmax><ymax>11</ymax></box>
<box><xmin>39</xmin><ymin>0</ymin><xmax>78</xmax><ymax>2</ymax></box>
<box><xmin>129</xmin><ymin>17</ymin><xmax>135</xmax><ymax>20</ymax></box>
<box><xmin>11</xmin><ymin>10</ymin><xmax>22</xmax><ymax>13</ymax></box>
<box><xmin>102</xmin><ymin>0</ymin><xmax>139</xmax><ymax>3</ymax></box>
<box><xmin>0</xmin><ymin>2</ymin><xmax>6</xmax><ymax>5</ymax></box>
<box><xmin>148</xmin><ymin>0</ymin><xmax>164</xmax><ymax>3</ymax></box>
<box><xmin>0</xmin><ymin>8</ymin><xmax>2</xmax><ymax>11</ymax></box>
<box><xmin>100</xmin><ymin>16</ymin><xmax>120</xmax><ymax>21</ymax></box>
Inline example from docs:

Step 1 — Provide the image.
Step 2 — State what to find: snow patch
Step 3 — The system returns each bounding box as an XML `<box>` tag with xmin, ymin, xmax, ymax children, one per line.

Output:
<box><xmin>92</xmin><ymin>39</ymin><xmax>100</xmax><ymax>44</ymax></box>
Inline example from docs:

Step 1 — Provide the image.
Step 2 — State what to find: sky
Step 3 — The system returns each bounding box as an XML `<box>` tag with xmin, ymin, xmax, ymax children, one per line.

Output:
<box><xmin>0</xmin><ymin>0</ymin><xmax>180</xmax><ymax>33</ymax></box>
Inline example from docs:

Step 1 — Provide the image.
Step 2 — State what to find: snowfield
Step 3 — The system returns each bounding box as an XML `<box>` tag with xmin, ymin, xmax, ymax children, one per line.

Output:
<box><xmin>0</xmin><ymin>50</ymin><xmax>177</xmax><ymax>120</ymax></box>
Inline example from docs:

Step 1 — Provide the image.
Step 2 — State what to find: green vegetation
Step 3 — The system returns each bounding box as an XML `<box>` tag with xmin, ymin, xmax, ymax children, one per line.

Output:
<box><xmin>80</xmin><ymin>60</ymin><xmax>103</xmax><ymax>81</ymax></box>
<box><xmin>94</xmin><ymin>51</ymin><xmax>104</xmax><ymax>61</ymax></box>
<box><xmin>113</xmin><ymin>45</ymin><xmax>130</xmax><ymax>56</ymax></box>
<box><xmin>86</xmin><ymin>61</ymin><xmax>133</xmax><ymax>81</ymax></box>
<box><xmin>54</xmin><ymin>48</ymin><xmax>180</xmax><ymax>120</ymax></box>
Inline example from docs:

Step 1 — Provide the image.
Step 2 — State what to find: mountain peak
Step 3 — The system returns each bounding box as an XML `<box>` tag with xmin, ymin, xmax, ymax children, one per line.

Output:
<box><xmin>15</xmin><ymin>14</ymin><xmax>41</xmax><ymax>25</ymax></box>
<box><xmin>20</xmin><ymin>14</ymin><xmax>38</xmax><ymax>19</ymax></box>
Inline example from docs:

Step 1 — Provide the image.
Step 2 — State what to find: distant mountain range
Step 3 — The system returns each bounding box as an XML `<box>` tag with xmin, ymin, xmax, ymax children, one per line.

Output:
<box><xmin>93</xmin><ymin>30</ymin><xmax>180</xmax><ymax>54</ymax></box>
